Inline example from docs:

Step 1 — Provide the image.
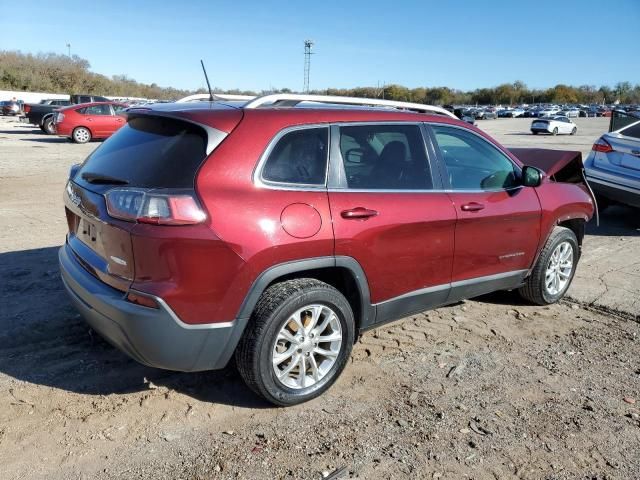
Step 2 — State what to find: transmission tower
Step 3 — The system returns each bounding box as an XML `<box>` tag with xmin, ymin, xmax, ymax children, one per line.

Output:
<box><xmin>303</xmin><ymin>40</ymin><xmax>314</xmax><ymax>93</ymax></box>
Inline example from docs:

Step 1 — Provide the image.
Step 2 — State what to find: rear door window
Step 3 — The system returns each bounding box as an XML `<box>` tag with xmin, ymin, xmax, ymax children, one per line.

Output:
<box><xmin>82</xmin><ymin>104</ymin><xmax>112</xmax><ymax>115</ymax></box>
<box><xmin>74</xmin><ymin>116</ymin><xmax>208</xmax><ymax>190</ymax></box>
<box><xmin>338</xmin><ymin>124</ymin><xmax>433</xmax><ymax>190</ymax></box>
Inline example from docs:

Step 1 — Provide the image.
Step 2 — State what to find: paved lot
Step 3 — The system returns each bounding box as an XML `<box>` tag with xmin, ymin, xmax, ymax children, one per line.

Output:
<box><xmin>0</xmin><ymin>115</ymin><xmax>638</xmax><ymax>479</ymax></box>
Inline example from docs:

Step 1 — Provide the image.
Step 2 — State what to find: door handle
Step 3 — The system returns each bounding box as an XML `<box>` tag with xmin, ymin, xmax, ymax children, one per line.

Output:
<box><xmin>461</xmin><ymin>202</ymin><xmax>485</xmax><ymax>212</ymax></box>
<box><xmin>341</xmin><ymin>207</ymin><xmax>379</xmax><ymax>219</ymax></box>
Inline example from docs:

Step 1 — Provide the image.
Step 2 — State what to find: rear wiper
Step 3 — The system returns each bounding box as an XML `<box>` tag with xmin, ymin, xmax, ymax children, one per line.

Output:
<box><xmin>81</xmin><ymin>172</ymin><xmax>129</xmax><ymax>185</ymax></box>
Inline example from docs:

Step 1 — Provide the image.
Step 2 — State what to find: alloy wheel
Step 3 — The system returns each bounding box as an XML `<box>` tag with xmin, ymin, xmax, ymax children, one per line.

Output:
<box><xmin>272</xmin><ymin>304</ymin><xmax>342</xmax><ymax>390</ymax></box>
<box><xmin>545</xmin><ymin>241</ymin><xmax>574</xmax><ymax>295</ymax></box>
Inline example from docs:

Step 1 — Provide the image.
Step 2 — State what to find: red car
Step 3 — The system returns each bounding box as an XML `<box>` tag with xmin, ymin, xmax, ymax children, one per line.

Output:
<box><xmin>53</xmin><ymin>101</ymin><xmax>127</xmax><ymax>143</ymax></box>
<box><xmin>59</xmin><ymin>94</ymin><xmax>595</xmax><ymax>406</ymax></box>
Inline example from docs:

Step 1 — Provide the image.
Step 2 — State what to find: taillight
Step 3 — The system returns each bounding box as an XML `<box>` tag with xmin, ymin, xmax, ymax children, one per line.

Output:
<box><xmin>105</xmin><ymin>188</ymin><xmax>207</xmax><ymax>225</ymax></box>
<box><xmin>55</xmin><ymin>112</ymin><xmax>65</xmax><ymax>123</ymax></box>
<box><xmin>24</xmin><ymin>105</ymin><xmax>31</xmax><ymax>113</ymax></box>
<box><xmin>592</xmin><ymin>138</ymin><xmax>613</xmax><ymax>153</ymax></box>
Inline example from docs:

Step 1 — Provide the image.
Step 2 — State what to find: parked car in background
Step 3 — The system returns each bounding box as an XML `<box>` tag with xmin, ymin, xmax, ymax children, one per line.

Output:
<box><xmin>2</xmin><ymin>100</ymin><xmax>21</xmax><ymax>116</ymax></box>
<box><xmin>524</xmin><ymin>108</ymin><xmax>542</xmax><ymax>118</ymax></box>
<box><xmin>483</xmin><ymin>107</ymin><xmax>498</xmax><ymax>119</ymax></box>
<box><xmin>538</xmin><ymin>107</ymin><xmax>560</xmax><ymax>117</ymax></box>
<box><xmin>559</xmin><ymin>108</ymin><xmax>580</xmax><ymax>118</ymax></box>
<box><xmin>24</xmin><ymin>99</ymin><xmax>73</xmax><ymax>133</ymax></box>
<box><xmin>584</xmin><ymin>117</ymin><xmax>640</xmax><ymax>209</ymax></box>
<box><xmin>53</xmin><ymin>102</ymin><xmax>127</xmax><ymax>143</ymax></box>
<box><xmin>505</xmin><ymin>108</ymin><xmax>525</xmax><ymax>118</ymax></box>
<box><xmin>531</xmin><ymin>116</ymin><xmax>577</xmax><ymax>135</ymax></box>
<box><xmin>59</xmin><ymin>93</ymin><xmax>594</xmax><ymax>406</ymax></box>
<box><xmin>453</xmin><ymin>108</ymin><xmax>476</xmax><ymax>125</ymax></box>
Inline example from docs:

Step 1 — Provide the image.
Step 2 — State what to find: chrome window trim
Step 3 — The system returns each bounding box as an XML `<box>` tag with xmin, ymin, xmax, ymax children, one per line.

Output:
<box><xmin>425</xmin><ymin>121</ymin><xmax>524</xmax><ymax>192</ymax></box>
<box><xmin>252</xmin><ymin>123</ymin><xmax>331</xmax><ymax>191</ymax></box>
<box><xmin>327</xmin><ymin>186</ymin><xmax>523</xmax><ymax>194</ymax></box>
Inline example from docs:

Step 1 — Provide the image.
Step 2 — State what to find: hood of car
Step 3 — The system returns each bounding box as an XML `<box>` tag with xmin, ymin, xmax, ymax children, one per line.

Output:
<box><xmin>508</xmin><ymin>148</ymin><xmax>582</xmax><ymax>177</ymax></box>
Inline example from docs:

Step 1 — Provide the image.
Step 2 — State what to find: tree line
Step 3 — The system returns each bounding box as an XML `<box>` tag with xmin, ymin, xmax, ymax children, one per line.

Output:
<box><xmin>1</xmin><ymin>50</ymin><xmax>639</xmax><ymax>105</ymax></box>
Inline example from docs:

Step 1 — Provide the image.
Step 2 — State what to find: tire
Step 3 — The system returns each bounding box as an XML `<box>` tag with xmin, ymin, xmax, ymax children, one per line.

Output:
<box><xmin>552</xmin><ymin>127</ymin><xmax>558</xmax><ymax>136</ymax></box>
<box><xmin>571</xmin><ymin>127</ymin><xmax>577</xmax><ymax>135</ymax></box>
<box><xmin>532</xmin><ymin>131</ymin><xmax>538</xmax><ymax>135</ymax></box>
<box><xmin>39</xmin><ymin>124</ymin><xmax>47</xmax><ymax>133</ymax></box>
<box><xmin>519</xmin><ymin>226</ymin><xmax>579</xmax><ymax>305</ymax></box>
<box><xmin>235</xmin><ymin>279</ymin><xmax>355</xmax><ymax>406</ymax></box>
<box><xmin>43</xmin><ymin>116</ymin><xmax>55</xmax><ymax>135</ymax></box>
<box><xmin>72</xmin><ymin>127</ymin><xmax>91</xmax><ymax>144</ymax></box>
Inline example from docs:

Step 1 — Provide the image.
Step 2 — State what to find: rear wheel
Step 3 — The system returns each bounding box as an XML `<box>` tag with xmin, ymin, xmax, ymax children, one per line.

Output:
<box><xmin>43</xmin><ymin>117</ymin><xmax>55</xmax><ymax>135</ymax></box>
<box><xmin>552</xmin><ymin>127</ymin><xmax>558</xmax><ymax>136</ymax></box>
<box><xmin>571</xmin><ymin>127</ymin><xmax>577</xmax><ymax>135</ymax></box>
<box><xmin>72</xmin><ymin>127</ymin><xmax>91</xmax><ymax>144</ymax></box>
<box><xmin>519</xmin><ymin>227</ymin><xmax>578</xmax><ymax>305</ymax></box>
<box><xmin>236</xmin><ymin>279</ymin><xmax>355</xmax><ymax>406</ymax></box>
<box><xmin>532</xmin><ymin>131</ymin><xmax>538</xmax><ymax>135</ymax></box>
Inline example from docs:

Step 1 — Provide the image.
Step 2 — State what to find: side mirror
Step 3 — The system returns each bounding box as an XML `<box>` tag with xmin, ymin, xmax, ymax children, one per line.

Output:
<box><xmin>522</xmin><ymin>166</ymin><xmax>543</xmax><ymax>187</ymax></box>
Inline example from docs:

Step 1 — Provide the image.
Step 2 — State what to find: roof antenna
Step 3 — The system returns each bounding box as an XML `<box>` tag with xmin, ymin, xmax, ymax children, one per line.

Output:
<box><xmin>200</xmin><ymin>59</ymin><xmax>214</xmax><ymax>101</ymax></box>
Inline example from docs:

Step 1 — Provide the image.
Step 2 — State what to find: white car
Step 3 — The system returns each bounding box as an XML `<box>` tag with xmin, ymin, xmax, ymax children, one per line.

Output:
<box><xmin>558</xmin><ymin>108</ymin><xmax>580</xmax><ymax>118</ymax></box>
<box><xmin>531</xmin><ymin>116</ymin><xmax>577</xmax><ymax>135</ymax></box>
<box><xmin>537</xmin><ymin>107</ymin><xmax>560</xmax><ymax>117</ymax></box>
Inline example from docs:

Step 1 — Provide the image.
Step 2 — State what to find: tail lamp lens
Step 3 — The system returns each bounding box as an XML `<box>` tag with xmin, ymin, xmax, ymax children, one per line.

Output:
<box><xmin>105</xmin><ymin>189</ymin><xmax>206</xmax><ymax>225</ymax></box>
<box><xmin>592</xmin><ymin>138</ymin><xmax>613</xmax><ymax>153</ymax></box>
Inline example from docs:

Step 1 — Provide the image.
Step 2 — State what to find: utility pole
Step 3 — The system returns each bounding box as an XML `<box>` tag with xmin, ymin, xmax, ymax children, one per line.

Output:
<box><xmin>66</xmin><ymin>43</ymin><xmax>71</xmax><ymax>57</ymax></box>
<box><xmin>303</xmin><ymin>40</ymin><xmax>314</xmax><ymax>93</ymax></box>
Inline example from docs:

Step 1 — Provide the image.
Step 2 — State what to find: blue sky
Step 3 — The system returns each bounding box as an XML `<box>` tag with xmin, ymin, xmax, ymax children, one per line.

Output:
<box><xmin>2</xmin><ymin>0</ymin><xmax>639</xmax><ymax>92</ymax></box>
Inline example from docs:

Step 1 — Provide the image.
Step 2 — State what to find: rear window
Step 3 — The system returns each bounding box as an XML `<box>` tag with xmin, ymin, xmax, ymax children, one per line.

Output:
<box><xmin>74</xmin><ymin>116</ymin><xmax>207</xmax><ymax>190</ymax></box>
<box><xmin>620</xmin><ymin>121</ymin><xmax>640</xmax><ymax>139</ymax></box>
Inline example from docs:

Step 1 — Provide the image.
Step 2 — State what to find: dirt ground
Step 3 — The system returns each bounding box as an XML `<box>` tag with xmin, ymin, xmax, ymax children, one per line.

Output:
<box><xmin>0</xmin><ymin>115</ymin><xmax>638</xmax><ymax>479</ymax></box>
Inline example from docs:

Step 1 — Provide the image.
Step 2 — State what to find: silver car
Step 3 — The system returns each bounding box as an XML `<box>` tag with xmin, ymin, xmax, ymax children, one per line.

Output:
<box><xmin>584</xmin><ymin>118</ymin><xmax>640</xmax><ymax>209</ymax></box>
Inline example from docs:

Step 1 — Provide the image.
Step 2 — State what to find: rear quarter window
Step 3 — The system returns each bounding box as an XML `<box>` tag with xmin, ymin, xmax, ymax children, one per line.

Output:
<box><xmin>74</xmin><ymin>116</ymin><xmax>208</xmax><ymax>190</ymax></box>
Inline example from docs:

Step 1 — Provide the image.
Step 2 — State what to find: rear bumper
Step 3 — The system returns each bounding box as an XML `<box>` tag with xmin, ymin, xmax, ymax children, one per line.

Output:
<box><xmin>586</xmin><ymin>174</ymin><xmax>640</xmax><ymax>209</ymax></box>
<box><xmin>59</xmin><ymin>243</ymin><xmax>242</xmax><ymax>372</ymax></box>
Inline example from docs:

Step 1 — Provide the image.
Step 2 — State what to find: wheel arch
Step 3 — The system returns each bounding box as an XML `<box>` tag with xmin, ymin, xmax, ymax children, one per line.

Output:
<box><xmin>40</xmin><ymin>112</ymin><xmax>55</xmax><ymax>126</ymax></box>
<box><xmin>236</xmin><ymin>256</ymin><xmax>374</xmax><ymax>334</ymax></box>
<box><xmin>529</xmin><ymin>214</ymin><xmax>587</xmax><ymax>275</ymax></box>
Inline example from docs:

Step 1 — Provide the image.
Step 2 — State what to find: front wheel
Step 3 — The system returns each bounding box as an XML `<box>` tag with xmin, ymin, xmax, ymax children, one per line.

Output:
<box><xmin>236</xmin><ymin>279</ymin><xmax>355</xmax><ymax>406</ymax></box>
<box><xmin>519</xmin><ymin>226</ymin><xmax>579</xmax><ymax>305</ymax></box>
<box><xmin>552</xmin><ymin>127</ymin><xmax>558</xmax><ymax>136</ymax></box>
<box><xmin>571</xmin><ymin>127</ymin><xmax>577</xmax><ymax>135</ymax></box>
<box><xmin>72</xmin><ymin>127</ymin><xmax>91</xmax><ymax>144</ymax></box>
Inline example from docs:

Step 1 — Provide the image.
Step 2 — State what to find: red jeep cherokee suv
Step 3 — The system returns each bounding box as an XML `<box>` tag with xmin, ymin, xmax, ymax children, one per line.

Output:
<box><xmin>59</xmin><ymin>94</ymin><xmax>594</xmax><ymax>405</ymax></box>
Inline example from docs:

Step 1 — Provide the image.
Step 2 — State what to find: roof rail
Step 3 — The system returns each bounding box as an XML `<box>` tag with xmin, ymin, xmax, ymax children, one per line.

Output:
<box><xmin>176</xmin><ymin>93</ymin><xmax>257</xmax><ymax>103</ymax></box>
<box><xmin>243</xmin><ymin>93</ymin><xmax>457</xmax><ymax>118</ymax></box>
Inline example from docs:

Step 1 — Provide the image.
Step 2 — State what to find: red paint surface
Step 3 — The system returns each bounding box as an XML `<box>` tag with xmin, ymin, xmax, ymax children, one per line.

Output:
<box><xmin>64</xmin><ymin>106</ymin><xmax>595</xmax><ymax>324</ymax></box>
